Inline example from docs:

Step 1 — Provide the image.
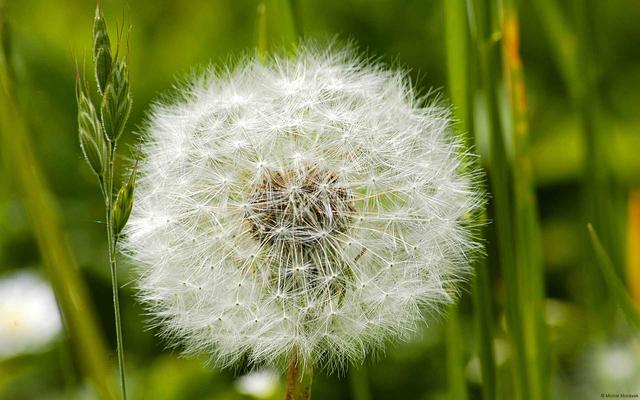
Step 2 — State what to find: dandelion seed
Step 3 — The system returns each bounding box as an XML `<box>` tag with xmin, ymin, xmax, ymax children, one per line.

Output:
<box><xmin>123</xmin><ymin>45</ymin><xmax>484</xmax><ymax>372</ymax></box>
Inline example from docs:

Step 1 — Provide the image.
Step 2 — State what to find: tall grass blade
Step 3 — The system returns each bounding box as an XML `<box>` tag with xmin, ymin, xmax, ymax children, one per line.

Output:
<box><xmin>469</xmin><ymin>0</ymin><xmax>535</xmax><ymax>398</ymax></box>
<box><xmin>444</xmin><ymin>1</ymin><xmax>495</xmax><ymax>398</ymax></box>
<box><xmin>256</xmin><ymin>2</ymin><xmax>268</xmax><ymax>62</ymax></box>
<box><xmin>500</xmin><ymin>1</ymin><xmax>549</xmax><ymax>399</ymax></box>
<box><xmin>444</xmin><ymin>305</ymin><xmax>469</xmax><ymax>400</ymax></box>
<box><xmin>263</xmin><ymin>0</ymin><xmax>297</xmax><ymax>53</ymax></box>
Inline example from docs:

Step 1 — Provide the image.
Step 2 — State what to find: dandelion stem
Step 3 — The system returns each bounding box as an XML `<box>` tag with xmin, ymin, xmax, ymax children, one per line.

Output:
<box><xmin>285</xmin><ymin>350</ymin><xmax>313</xmax><ymax>400</ymax></box>
<box><xmin>104</xmin><ymin>141</ymin><xmax>127</xmax><ymax>400</ymax></box>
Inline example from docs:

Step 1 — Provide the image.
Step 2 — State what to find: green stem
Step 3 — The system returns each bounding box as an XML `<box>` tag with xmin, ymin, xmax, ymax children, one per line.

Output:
<box><xmin>500</xmin><ymin>1</ymin><xmax>548</xmax><ymax>399</ymax></box>
<box><xmin>444</xmin><ymin>1</ymin><xmax>497</xmax><ymax>397</ymax></box>
<box><xmin>285</xmin><ymin>351</ymin><xmax>313</xmax><ymax>400</ymax></box>
<box><xmin>256</xmin><ymin>2</ymin><xmax>268</xmax><ymax>62</ymax></box>
<box><xmin>472</xmin><ymin>258</ymin><xmax>496</xmax><ymax>400</ymax></box>
<box><xmin>470</xmin><ymin>0</ymin><xmax>531</xmax><ymax>398</ymax></box>
<box><xmin>105</xmin><ymin>141</ymin><xmax>127</xmax><ymax>400</ymax></box>
<box><xmin>263</xmin><ymin>0</ymin><xmax>297</xmax><ymax>54</ymax></box>
<box><xmin>445</xmin><ymin>305</ymin><xmax>468</xmax><ymax>400</ymax></box>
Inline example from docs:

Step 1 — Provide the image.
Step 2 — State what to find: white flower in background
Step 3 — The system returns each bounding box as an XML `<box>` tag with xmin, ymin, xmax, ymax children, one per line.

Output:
<box><xmin>569</xmin><ymin>340</ymin><xmax>640</xmax><ymax>397</ymax></box>
<box><xmin>593</xmin><ymin>341</ymin><xmax>640</xmax><ymax>390</ymax></box>
<box><xmin>123</xmin><ymin>45</ymin><xmax>483</xmax><ymax>371</ymax></box>
<box><xmin>0</xmin><ymin>270</ymin><xmax>62</xmax><ymax>359</ymax></box>
<box><xmin>235</xmin><ymin>369</ymin><xmax>279</xmax><ymax>398</ymax></box>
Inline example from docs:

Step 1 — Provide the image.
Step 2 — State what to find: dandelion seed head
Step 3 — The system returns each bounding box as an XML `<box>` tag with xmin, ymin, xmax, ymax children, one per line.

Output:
<box><xmin>122</xmin><ymin>45</ymin><xmax>484</xmax><ymax>372</ymax></box>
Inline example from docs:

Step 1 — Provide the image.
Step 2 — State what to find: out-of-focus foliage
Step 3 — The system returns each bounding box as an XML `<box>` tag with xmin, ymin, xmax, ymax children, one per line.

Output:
<box><xmin>0</xmin><ymin>0</ymin><xmax>639</xmax><ymax>399</ymax></box>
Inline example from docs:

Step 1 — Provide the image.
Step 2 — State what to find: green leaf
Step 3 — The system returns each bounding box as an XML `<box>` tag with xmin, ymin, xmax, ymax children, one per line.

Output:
<box><xmin>588</xmin><ymin>223</ymin><xmax>640</xmax><ymax>331</ymax></box>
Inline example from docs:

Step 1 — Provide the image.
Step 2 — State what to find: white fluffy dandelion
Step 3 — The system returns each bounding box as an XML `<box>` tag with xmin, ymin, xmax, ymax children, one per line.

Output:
<box><xmin>123</xmin><ymin>45</ymin><xmax>483</xmax><ymax>373</ymax></box>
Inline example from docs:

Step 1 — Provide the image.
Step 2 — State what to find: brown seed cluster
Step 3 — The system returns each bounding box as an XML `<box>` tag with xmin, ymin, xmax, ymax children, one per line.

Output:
<box><xmin>245</xmin><ymin>166</ymin><xmax>354</xmax><ymax>247</ymax></box>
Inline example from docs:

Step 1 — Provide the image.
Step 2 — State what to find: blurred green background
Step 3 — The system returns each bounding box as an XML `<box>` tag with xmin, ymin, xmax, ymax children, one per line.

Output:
<box><xmin>0</xmin><ymin>0</ymin><xmax>639</xmax><ymax>399</ymax></box>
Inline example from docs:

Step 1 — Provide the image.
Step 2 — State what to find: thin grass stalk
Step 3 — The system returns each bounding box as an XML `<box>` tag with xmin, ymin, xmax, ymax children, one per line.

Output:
<box><xmin>444</xmin><ymin>1</ymin><xmax>496</xmax><ymax>398</ymax></box>
<box><xmin>589</xmin><ymin>223</ymin><xmax>640</xmax><ymax>331</ymax></box>
<box><xmin>444</xmin><ymin>305</ymin><xmax>468</xmax><ymax>400</ymax></box>
<box><xmin>256</xmin><ymin>2</ymin><xmax>268</xmax><ymax>62</ymax></box>
<box><xmin>443</xmin><ymin>4</ymin><xmax>471</xmax><ymax>400</ymax></box>
<box><xmin>104</xmin><ymin>141</ymin><xmax>127</xmax><ymax>399</ymax></box>
<box><xmin>469</xmin><ymin>0</ymin><xmax>530</xmax><ymax>398</ymax></box>
<box><xmin>588</xmin><ymin>224</ymin><xmax>640</xmax><ymax>331</ymax></box>
<box><xmin>527</xmin><ymin>0</ymin><xmax>578</xmax><ymax>98</ymax></box>
<box><xmin>472</xmin><ymin>258</ymin><xmax>497</xmax><ymax>399</ymax></box>
<box><xmin>500</xmin><ymin>0</ymin><xmax>548</xmax><ymax>398</ymax></box>
<box><xmin>0</xmin><ymin>12</ymin><xmax>117</xmax><ymax>400</ymax></box>
<box><xmin>263</xmin><ymin>0</ymin><xmax>297</xmax><ymax>53</ymax></box>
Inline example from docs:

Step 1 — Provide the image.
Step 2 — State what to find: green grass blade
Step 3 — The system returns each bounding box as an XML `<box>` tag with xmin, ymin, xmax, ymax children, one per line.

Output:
<box><xmin>444</xmin><ymin>0</ymin><xmax>470</xmax><ymax>135</ymax></box>
<box><xmin>262</xmin><ymin>0</ymin><xmax>297</xmax><ymax>53</ymax></box>
<box><xmin>444</xmin><ymin>305</ymin><xmax>469</xmax><ymax>400</ymax></box>
<box><xmin>0</xmin><ymin>12</ymin><xmax>118</xmax><ymax>400</ymax></box>
<box><xmin>470</xmin><ymin>0</ymin><xmax>531</xmax><ymax>398</ymax></box>
<box><xmin>528</xmin><ymin>0</ymin><xmax>579</xmax><ymax>99</ymax></box>
<box><xmin>256</xmin><ymin>2</ymin><xmax>268</xmax><ymax>62</ymax></box>
<box><xmin>444</xmin><ymin>1</ymin><xmax>496</xmax><ymax>398</ymax></box>
<box><xmin>500</xmin><ymin>1</ymin><xmax>549</xmax><ymax>398</ymax></box>
<box><xmin>588</xmin><ymin>224</ymin><xmax>640</xmax><ymax>331</ymax></box>
<box><xmin>472</xmin><ymin>259</ymin><xmax>497</xmax><ymax>400</ymax></box>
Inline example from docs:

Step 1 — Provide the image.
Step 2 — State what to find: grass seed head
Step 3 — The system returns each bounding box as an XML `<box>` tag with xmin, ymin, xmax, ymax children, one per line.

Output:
<box><xmin>76</xmin><ymin>73</ymin><xmax>106</xmax><ymax>177</ymax></box>
<box><xmin>92</xmin><ymin>4</ymin><xmax>112</xmax><ymax>95</ymax></box>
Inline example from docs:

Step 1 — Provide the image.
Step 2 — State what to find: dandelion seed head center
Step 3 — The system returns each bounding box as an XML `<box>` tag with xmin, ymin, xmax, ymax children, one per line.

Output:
<box><xmin>244</xmin><ymin>166</ymin><xmax>354</xmax><ymax>246</ymax></box>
